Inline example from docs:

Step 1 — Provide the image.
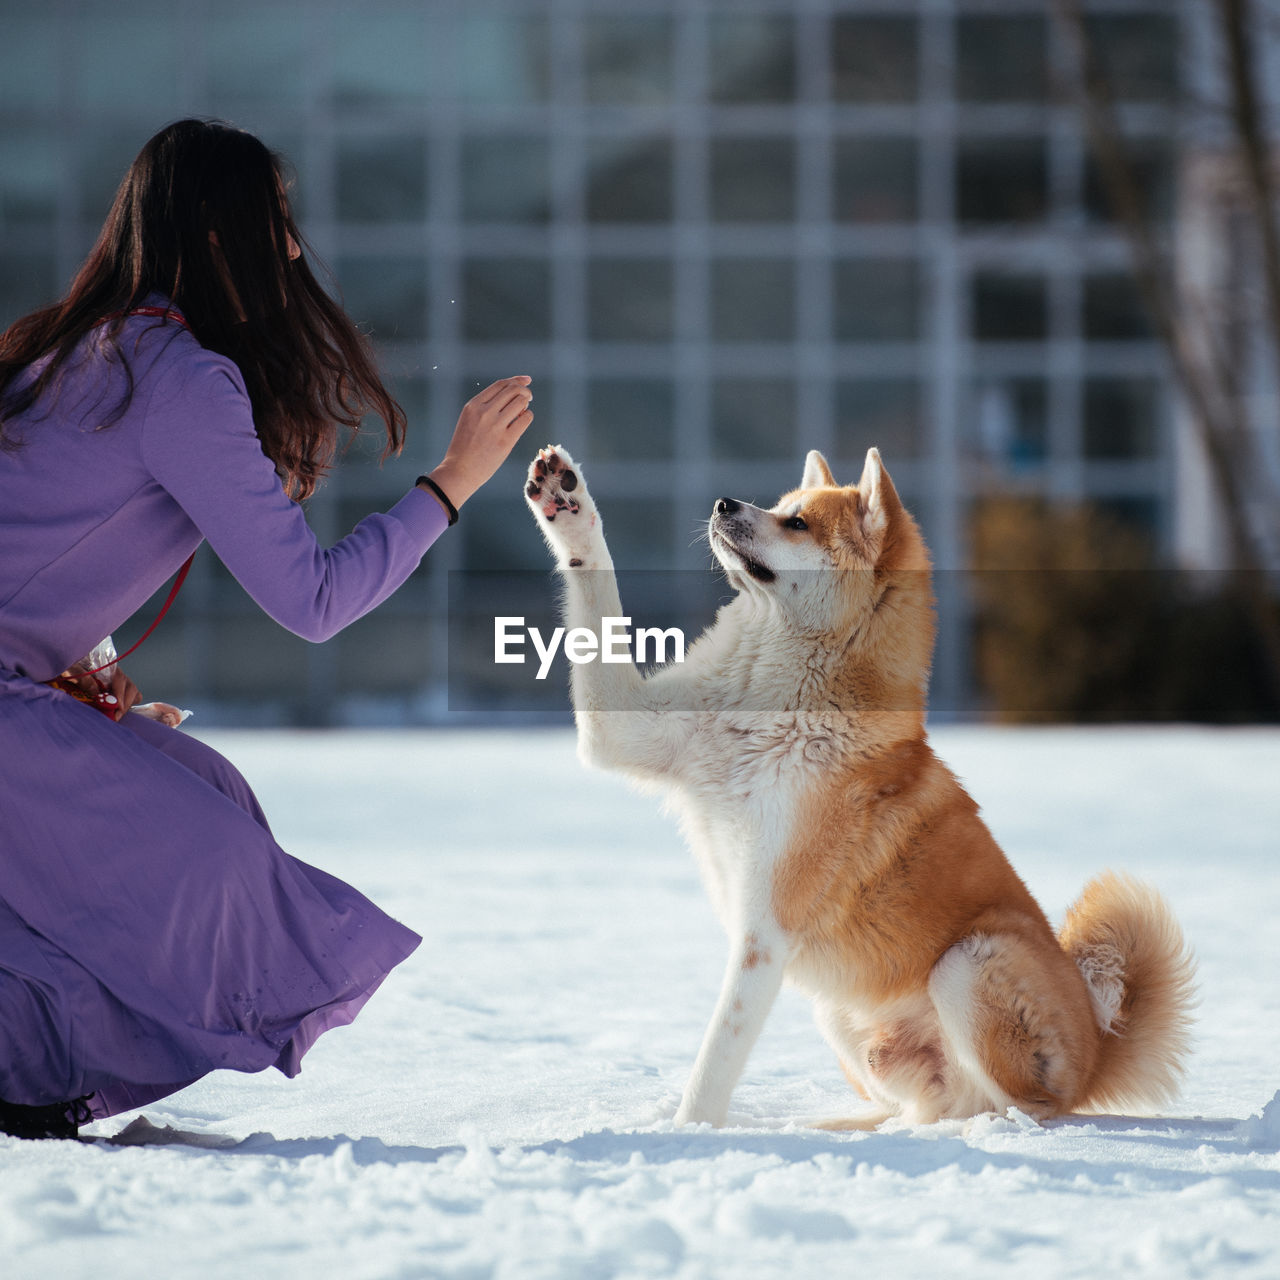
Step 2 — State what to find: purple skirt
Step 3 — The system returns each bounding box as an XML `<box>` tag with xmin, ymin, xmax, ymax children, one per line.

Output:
<box><xmin>0</xmin><ymin>668</ymin><xmax>420</xmax><ymax>1119</ymax></box>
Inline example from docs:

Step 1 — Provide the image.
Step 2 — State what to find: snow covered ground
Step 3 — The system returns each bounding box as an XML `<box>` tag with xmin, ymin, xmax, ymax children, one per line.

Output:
<box><xmin>3</xmin><ymin>726</ymin><xmax>1279</xmax><ymax>1279</ymax></box>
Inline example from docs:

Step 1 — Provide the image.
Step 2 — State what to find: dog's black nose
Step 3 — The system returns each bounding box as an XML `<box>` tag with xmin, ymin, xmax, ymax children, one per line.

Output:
<box><xmin>714</xmin><ymin>497</ymin><xmax>740</xmax><ymax>516</ymax></box>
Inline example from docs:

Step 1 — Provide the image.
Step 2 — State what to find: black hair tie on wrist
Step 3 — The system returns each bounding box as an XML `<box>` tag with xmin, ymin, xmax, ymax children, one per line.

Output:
<box><xmin>417</xmin><ymin>475</ymin><xmax>459</xmax><ymax>525</ymax></box>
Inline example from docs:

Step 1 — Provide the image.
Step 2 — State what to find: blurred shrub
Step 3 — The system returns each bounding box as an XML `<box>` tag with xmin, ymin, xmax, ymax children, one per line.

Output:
<box><xmin>970</xmin><ymin>497</ymin><xmax>1280</xmax><ymax>722</ymax></box>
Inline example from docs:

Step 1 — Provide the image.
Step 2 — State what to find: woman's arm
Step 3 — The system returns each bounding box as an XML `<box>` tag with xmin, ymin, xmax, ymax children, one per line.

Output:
<box><xmin>140</xmin><ymin>349</ymin><xmax>531</xmax><ymax>642</ymax></box>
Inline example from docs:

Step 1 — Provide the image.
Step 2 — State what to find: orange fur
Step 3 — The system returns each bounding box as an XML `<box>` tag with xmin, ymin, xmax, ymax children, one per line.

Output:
<box><xmin>768</xmin><ymin>454</ymin><xmax>1195</xmax><ymax>1122</ymax></box>
<box><xmin>1059</xmin><ymin>873</ymin><xmax>1197</xmax><ymax>1111</ymax></box>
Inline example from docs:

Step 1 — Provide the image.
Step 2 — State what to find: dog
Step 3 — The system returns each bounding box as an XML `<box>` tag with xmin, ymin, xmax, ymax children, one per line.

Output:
<box><xmin>524</xmin><ymin>444</ymin><xmax>1196</xmax><ymax>1129</ymax></box>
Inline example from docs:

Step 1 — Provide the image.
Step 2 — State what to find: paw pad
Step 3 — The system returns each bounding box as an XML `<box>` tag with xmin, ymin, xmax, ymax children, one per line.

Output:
<box><xmin>525</xmin><ymin>445</ymin><xmax>586</xmax><ymax>523</ymax></box>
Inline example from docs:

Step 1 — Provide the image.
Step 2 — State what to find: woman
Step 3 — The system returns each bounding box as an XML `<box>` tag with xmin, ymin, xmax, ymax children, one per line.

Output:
<box><xmin>0</xmin><ymin>120</ymin><xmax>532</xmax><ymax>1139</ymax></box>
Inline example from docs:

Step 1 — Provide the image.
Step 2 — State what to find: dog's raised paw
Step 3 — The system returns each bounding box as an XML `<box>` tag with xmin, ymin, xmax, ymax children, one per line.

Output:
<box><xmin>524</xmin><ymin>445</ymin><xmax>587</xmax><ymax>524</ymax></box>
<box><xmin>523</xmin><ymin>445</ymin><xmax>603</xmax><ymax>567</ymax></box>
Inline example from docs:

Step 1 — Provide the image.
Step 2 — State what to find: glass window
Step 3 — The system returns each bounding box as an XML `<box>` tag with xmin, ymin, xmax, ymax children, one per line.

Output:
<box><xmin>1083</xmin><ymin>274</ymin><xmax>1151</xmax><ymax>340</ymax></box>
<box><xmin>462</xmin><ymin>497</ymin><xmax>553</xmax><ymax>571</ymax></box>
<box><xmin>345</xmin><ymin>375</ymin><xmax>430</xmax><ymax>475</ymax></box>
<box><xmin>956</xmin><ymin>17</ymin><xmax>1047</xmax><ymax>104</ymax></box>
<box><xmin>0</xmin><ymin>17</ymin><xmax>57</xmax><ymax>111</ymax></box>
<box><xmin>462</xmin><ymin>257</ymin><xmax>551</xmax><ymax>342</ymax></box>
<box><xmin>332</xmin><ymin>7</ymin><xmax>430</xmax><ymax>106</ymax></box>
<box><xmin>0</xmin><ymin>250</ymin><xmax>57</xmax><ymax>330</ymax></box>
<box><xmin>587</xmin><ymin>259</ymin><xmax>674</xmax><ymax>342</ymax></box>
<box><xmin>210</xmin><ymin>618</ymin><xmax>310</xmax><ymax>699</ymax></box>
<box><xmin>337</xmin><ymin>615</ymin><xmax>433</xmax><ymax>694</ymax></box>
<box><xmin>587</xmin><ymin>378</ymin><xmax>675</xmax><ymax>459</ymax></box>
<box><xmin>0</xmin><ymin>135</ymin><xmax>61</xmax><ymax>227</ymax></box>
<box><xmin>831</xmin><ymin>17</ymin><xmax>917</xmax><ymax>103</ymax></box>
<box><xmin>956</xmin><ymin>138</ymin><xmax>1048</xmax><ymax>225</ymax></box>
<box><xmin>712</xmin><ymin>378</ymin><xmax>796</xmax><ymax>459</ymax></box>
<box><xmin>1083</xmin><ymin>142</ymin><xmax>1175</xmax><ymax>225</ymax></box>
<box><xmin>1093</xmin><ymin>496</ymin><xmax>1160</xmax><ymax>537</ymax></box>
<box><xmin>833</xmin><ymin>137</ymin><xmax>918</xmax><ymax>223</ymax></box>
<box><xmin>586</xmin><ymin>137</ymin><xmax>673</xmax><ymax>223</ymax></box>
<box><xmin>1083</xmin><ymin>378</ymin><xmax>1160</xmax><ymax>459</ymax></box>
<box><xmin>74</xmin><ymin>8</ymin><xmax>178</xmax><ymax>110</ymax></box>
<box><xmin>78</xmin><ymin>131</ymin><xmax>148</xmax><ymax>223</ymax></box>
<box><xmin>711</xmin><ymin>258</ymin><xmax>795</xmax><ymax>342</ymax></box>
<box><xmin>390</xmin><ymin>375</ymin><xmax>430</xmax><ymax>433</ymax></box>
<box><xmin>709</xmin><ymin>16</ymin><xmax>796</xmax><ymax>103</ymax></box>
<box><xmin>710</xmin><ymin>138</ymin><xmax>795</xmax><ymax>223</ymax></box>
<box><xmin>458</xmin><ymin>16</ymin><xmax>550</xmax><ymax>104</ymax></box>
<box><xmin>835</xmin><ymin>379</ymin><xmax>924</xmax><ymax>462</ymax></box>
<box><xmin>591</xmin><ymin>497</ymin><xmax>674</xmax><ymax>568</ymax></box>
<box><xmin>971</xmin><ymin>379</ymin><xmax>1048</xmax><ymax>466</ymax></box>
<box><xmin>336</xmin><ymin>137</ymin><xmax>426</xmax><ymax>223</ymax></box>
<box><xmin>1084</xmin><ymin>15</ymin><xmax>1179</xmax><ymax>104</ymax></box>
<box><xmin>584</xmin><ymin>16</ymin><xmax>674</xmax><ymax>104</ymax></box>
<box><xmin>972</xmin><ymin>273</ymin><xmax>1048</xmax><ymax>341</ymax></box>
<box><xmin>461</xmin><ymin>136</ymin><xmax>552</xmax><ymax>224</ymax></box>
<box><xmin>833</xmin><ymin>258</ymin><xmax>920</xmax><ymax>342</ymax></box>
<box><xmin>208</xmin><ymin>8</ymin><xmax>308</xmax><ymax>104</ymax></box>
<box><xmin>336</xmin><ymin>256</ymin><xmax>428</xmax><ymax>341</ymax></box>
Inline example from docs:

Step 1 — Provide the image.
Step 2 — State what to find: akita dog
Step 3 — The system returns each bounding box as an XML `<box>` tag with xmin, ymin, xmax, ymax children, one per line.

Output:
<box><xmin>524</xmin><ymin>444</ymin><xmax>1196</xmax><ymax>1129</ymax></box>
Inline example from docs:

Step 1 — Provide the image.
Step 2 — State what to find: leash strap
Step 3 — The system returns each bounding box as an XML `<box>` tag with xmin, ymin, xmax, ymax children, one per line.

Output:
<box><xmin>76</xmin><ymin>553</ymin><xmax>196</xmax><ymax>678</ymax></box>
<box><xmin>104</xmin><ymin>304</ymin><xmax>193</xmax><ymax>333</ymax></box>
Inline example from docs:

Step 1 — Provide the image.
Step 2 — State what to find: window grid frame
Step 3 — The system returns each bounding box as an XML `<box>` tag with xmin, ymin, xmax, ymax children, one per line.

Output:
<box><xmin>0</xmin><ymin>0</ymin><xmax>1189</xmax><ymax>723</ymax></box>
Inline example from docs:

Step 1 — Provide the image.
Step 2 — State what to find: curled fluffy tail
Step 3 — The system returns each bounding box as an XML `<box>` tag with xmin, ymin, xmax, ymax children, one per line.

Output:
<box><xmin>1059</xmin><ymin>872</ymin><xmax>1197</xmax><ymax>1113</ymax></box>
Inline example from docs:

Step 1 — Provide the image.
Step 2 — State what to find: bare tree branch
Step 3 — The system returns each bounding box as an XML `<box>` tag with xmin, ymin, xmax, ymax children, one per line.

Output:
<box><xmin>1219</xmin><ymin>0</ymin><xmax>1280</xmax><ymax>397</ymax></box>
<box><xmin>1052</xmin><ymin>0</ymin><xmax>1280</xmax><ymax>694</ymax></box>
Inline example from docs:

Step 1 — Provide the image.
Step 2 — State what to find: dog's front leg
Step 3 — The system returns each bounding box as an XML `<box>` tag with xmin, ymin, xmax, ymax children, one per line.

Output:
<box><xmin>673</xmin><ymin>924</ymin><xmax>789</xmax><ymax>1127</ymax></box>
<box><xmin>525</xmin><ymin>445</ymin><xmax>691</xmax><ymax>778</ymax></box>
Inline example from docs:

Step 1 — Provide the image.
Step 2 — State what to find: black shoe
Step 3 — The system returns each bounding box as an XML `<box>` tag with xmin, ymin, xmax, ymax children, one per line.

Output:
<box><xmin>0</xmin><ymin>1093</ymin><xmax>95</xmax><ymax>1140</ymax></box>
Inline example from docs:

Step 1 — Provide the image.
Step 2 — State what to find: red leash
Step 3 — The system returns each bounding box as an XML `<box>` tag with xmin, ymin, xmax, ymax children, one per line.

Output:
<box><xmin>104</xmin><ymin>304</ymin><xmax>193</xmax><ymax>333</ymax></box>
<box><xmin>46</xmin><ymin>553</ymin><xmax>195</xmax><ymax>716</ymax></box>
<box><xmin>77</xmin><ymin>553</ymin><xmax>196</xmax><ymax>678</ymax></box>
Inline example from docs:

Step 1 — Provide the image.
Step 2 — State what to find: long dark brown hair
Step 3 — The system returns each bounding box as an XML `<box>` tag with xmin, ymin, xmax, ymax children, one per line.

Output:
<box><xmin>0</xmin><ymin>118</ymin><xmax>404</xmax><ymax>499</ymax></box>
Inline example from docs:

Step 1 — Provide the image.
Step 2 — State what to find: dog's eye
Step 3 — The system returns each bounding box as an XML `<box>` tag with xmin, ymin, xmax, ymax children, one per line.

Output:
<box><xmin>783</xmin><ymin>516</ymin><xmax>808</xmax><ymax>532</ymax></box>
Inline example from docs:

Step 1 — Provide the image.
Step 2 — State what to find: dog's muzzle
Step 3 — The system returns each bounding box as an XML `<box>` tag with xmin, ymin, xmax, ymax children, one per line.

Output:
<box><xmin>710</xmin><ymin>499</ymin><xmax>776</xmax><ymax>584</ymax></box>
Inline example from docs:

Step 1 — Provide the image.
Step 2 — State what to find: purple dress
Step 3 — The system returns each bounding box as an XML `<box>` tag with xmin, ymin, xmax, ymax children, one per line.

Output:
<box><xmin>0</xmin><ymin>306</ymin><xmax>447</xmax><ymax>1118</ymax></box>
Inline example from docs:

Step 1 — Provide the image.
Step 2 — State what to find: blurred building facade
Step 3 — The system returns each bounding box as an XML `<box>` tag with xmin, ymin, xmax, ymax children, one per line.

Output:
<box><xmin>0</xmin><ymin>0</ymin><xmax>1190</xmax><ymax>723</ymax></box>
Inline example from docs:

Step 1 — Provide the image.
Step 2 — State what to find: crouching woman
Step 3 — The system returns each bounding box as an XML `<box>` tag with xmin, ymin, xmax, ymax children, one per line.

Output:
<box><xmin>0</xmin><ymin>119</ymin><xmax>532</xmax><ymax>1139</ymax></box>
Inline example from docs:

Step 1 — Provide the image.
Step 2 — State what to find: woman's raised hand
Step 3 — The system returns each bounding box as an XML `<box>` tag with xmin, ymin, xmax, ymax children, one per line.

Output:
<box><xmin>420</xmin><ymin>376</ymin><xmax>534</xmax><ymax>515</ymax></box>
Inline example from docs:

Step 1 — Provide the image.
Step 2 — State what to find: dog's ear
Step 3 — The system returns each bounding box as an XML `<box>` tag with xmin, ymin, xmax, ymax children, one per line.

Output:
<box><xmin>801</xmin><ymin>450</ymin><xmax>836</xmax><ymax>490</ymax></box>
<box><xmin>857</xmin><ymin>447</ymin><xmax>902</xmax><ymax>539</ymax></box>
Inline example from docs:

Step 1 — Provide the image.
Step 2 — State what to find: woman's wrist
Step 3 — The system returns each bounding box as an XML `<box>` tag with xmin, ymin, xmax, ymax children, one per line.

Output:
<box><xmin>416</xmin><ymin>463</ymin><xmax>476</xmax><ymax>522</ymax></box>
<box><xmin>415</xmin><ymin>474</ymin><xmax>458</xmax><ymax>525</ymax></box>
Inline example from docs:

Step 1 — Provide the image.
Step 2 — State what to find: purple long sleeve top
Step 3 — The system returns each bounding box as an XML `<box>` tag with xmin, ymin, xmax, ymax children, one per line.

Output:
<box><xmin>0</xmin><ymin>307</ymin><xmax>447</xmax><ymax>682</ymax></box>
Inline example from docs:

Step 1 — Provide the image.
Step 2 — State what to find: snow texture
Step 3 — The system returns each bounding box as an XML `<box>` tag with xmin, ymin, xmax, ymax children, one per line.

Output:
<box><xmin>2</xmin><ymin>726</ymin><xmax>1279</xmax><ymax>1279</ymax></box>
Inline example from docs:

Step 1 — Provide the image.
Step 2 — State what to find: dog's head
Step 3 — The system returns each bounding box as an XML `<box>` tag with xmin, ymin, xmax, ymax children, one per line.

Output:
<box><xmin>708</xmin><ymin>448</ymin><xmax>935</xmax><ymax>691</ymax></box>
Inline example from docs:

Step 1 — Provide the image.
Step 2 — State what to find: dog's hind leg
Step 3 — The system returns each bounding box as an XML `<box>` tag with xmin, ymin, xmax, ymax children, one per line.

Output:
<box><xmin>928</xmin><ymin>931</ymin><xmax>1098</xmax><ymax>1120</ymax></box>
<box><xmin>673</xmin><ymin>923</ymin><xmax>789</xmax><ymax>1127</ymax></box>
